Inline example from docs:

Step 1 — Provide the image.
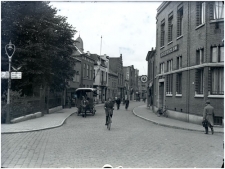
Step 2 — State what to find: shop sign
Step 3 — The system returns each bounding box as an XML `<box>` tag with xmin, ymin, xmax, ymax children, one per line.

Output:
<box><xmin>160</xmin><ymin>45</ymin><xmax>179</xmax><ymax>57</ymax></box>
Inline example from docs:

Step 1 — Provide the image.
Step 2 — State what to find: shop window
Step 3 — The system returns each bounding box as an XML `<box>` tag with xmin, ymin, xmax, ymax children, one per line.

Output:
<box><xmin>177</xmin><ymin>6</ymin><xmax>183</xmax><ymax>37</ymax></box>
<box><xmin>168</xmin><ymin>14</ymin><xmax>173</xmax><ymax>43</ymax></box>
<box><xmin>196</xmin><ymin>2</ymin><xmax>206</xmax><ymax>26</ymax></box>
<box><xmin>211</xmin><ymin>67</ymin><xmax>224</xmax><ymax>95</ymax></box>
<box><xmin>195</xmin><ymin>69</ymin><xmax>204</xmax><ymax>94</ymax></box>
<box><xmin>176</xmin><ymin>73</ymin><xmax>182</xmax><ymax>95</ymax></box>
<box><xmin>212</xmin><ymin>46</ymin><xmax>224</xmax><ymax>62</ymax></box>
<box><xmin>161</xmin><ymin>20</ymin><xmax>165</xmax><ymax>47</ymax></box>
<box><xmin>196</xmin><ymin>48</ymin><xmax>204</xmax><ymax>64</ymax></box>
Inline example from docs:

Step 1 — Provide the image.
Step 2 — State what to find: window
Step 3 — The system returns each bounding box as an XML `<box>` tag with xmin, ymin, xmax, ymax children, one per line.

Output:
<box><xmin>93</xmin><ymin>70</ymin><xmax>95</xmax><ymax>80</ymax></box>
<box><xmin>90</xmin><ymin>67</ymin><xmax>92</xmax><ymax>80</ymax></box>
<box><xmin>160</xmin><ymin>62</ymin><xmax>165</xmax><ymax>74</ymax></box>
<box><xmin>83</xmin><ymin>63</ymin><xmax>86</xmax><ymax>77</ymax></box>
<box><xmin>214</xmin><ymin>1</ymin><xmax>224</xmax><ymax>19</ymax></box>
<box><xmin>177</xmin><ymin>56</ymin><xmax>182</xmax><ymax>69</ymax></box>
<box><xmin>211</xmin><ymin>68</ymin><xmax>224</xmax><ymax>95</ymax></box>
<box><xmin>212</xmin><ymin>46</ymin><xmax>224</xmax><ymax>62</ymax></box>
<box><xmin>195</xmin><ymin>69</ymin><xmax>204</xmax><ymax>94</ymax></box>
<box><xmin>87</xmin><ymin>64</ymin><xmax>89</xmax><ymax>78</ymax></box>
<box><xmin>177</xmin><ymin>6</ymin><xmax>183</xmax><ymax>37</ymax></box>
<box><xmin>161</xmin><ymin>21</ymin><xmax>165</xmax><ymax>47</ymax></box>
<box><xmin>176</xmin><ymin>73</ymin><xmax>182</xmax><ymax>94</ymax></box>
<box><xmin>168</xmin><ymin>14</ymin><xmax>173</xmax><ymax>42</ymax></box>
<box><xmin>196</xmin><ymin>48</ymin><xmax>204</xmax><ymax>64</ymax></box>
<box><xmin>166</xmin><ymin>74</ymin><xmax>173</xmax><ymax>95</ymax></box>
<box><xmin>167</xmin><ymin>59</ymin><xmax>173</xmax><ymax>72</ymax></box>
<box><xmin>196</xmin><ymin>2</ymin><xmax>206</xmax><ymax>26</ymax></box>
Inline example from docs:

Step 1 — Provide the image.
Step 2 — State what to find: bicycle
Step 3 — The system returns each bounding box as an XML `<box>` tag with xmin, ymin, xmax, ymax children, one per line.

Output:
<box><xmin>156</xmin><ymin>106</ymin><xmax>168</xmax><ymax>117</ymax></box>
<box><xmin>106</xmin><ymin>109</ymin><xmax>113</xmax><ymax>130</ymax></box>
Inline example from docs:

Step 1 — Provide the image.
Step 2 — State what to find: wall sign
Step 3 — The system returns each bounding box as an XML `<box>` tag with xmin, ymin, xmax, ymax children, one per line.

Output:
<box><xmin>160</xmin><ymin>45</ymin><xmax>179</xmax><ymax>57</ymax></box>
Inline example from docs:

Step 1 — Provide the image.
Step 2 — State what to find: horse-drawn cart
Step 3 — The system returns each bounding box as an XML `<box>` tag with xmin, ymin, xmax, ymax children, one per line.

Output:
<box><xmin>75</xmin><ymin>88</ymin><xmax>97</xmax><ymax>117</ymax></box>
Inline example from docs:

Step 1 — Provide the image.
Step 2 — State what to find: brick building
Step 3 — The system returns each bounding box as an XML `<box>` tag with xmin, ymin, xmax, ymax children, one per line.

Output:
<box><xmin>108</xmin><ymin>69</ymin><xmax>118</xmax><ymax>100</ymax></box>
<box><xmin>146</xmin><ymin>48</ymin><xmax>156</xmax><ymax>107</ymax></box>
<box><xmin>155</xmin><ymin>1</ymin><xmax>224</xmax><ymax>125</ymax></box>
<box><xmin>123</xmin><ymin>65</ymin><xmax>136</xmax><ymax>100</ymax></box>
<box><xmin>109</xmin><ymin>54</ymin><xmax>124</xmax><ymax>99</ymax></box>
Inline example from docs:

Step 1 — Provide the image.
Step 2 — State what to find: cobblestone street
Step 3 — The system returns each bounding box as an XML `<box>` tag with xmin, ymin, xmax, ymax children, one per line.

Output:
<box><xmin>1</xmin><ymin>102</ymin><xmax>224</xmax><ymax>168</ymax></box>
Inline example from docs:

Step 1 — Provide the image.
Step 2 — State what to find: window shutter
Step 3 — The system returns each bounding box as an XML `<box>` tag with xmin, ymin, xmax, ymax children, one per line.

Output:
<box><xmin>166</xmin><ymin>75</ymin><xmax>169</xmax><ymax>92</ymax></box>
<box><xmin>176</xmin><ymin>74</ymin><xmax>179</xmax><ymax>93</ymax></box>
<box><xmin>177</xmin><ymin>13</ymin><xmax>181</xmax><ymax>37</ymax></box>
<box><xmin>195</xmin><ymin>69</ymin><xmax>199</xmax><ymax>92</ymax></box>
<box><xmin>196</xmin><ymin>2</ymin><xmax>200</xmax><ymax>26</ymax></box>
<box><xmin>208</xmin><ymin>2</ymin><xmax>214</xmax><ymax>20</ymax></box>
<box><xmin>208</xmin><ymin>68</ymin><xmax>212</xmax><ymax>92</ymax></box>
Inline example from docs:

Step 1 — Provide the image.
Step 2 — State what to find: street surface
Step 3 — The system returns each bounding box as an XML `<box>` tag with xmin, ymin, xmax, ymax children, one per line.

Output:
<box><xmin>1</xmin><ymin>101</ymin><xmax>224</xmax><ymax>168</ymax></box>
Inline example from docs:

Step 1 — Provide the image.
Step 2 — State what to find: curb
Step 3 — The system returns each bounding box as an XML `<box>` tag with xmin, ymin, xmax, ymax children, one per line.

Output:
<box><xmin>1</xmin><ymin>112</ymin><xmax>76</xmax><ymax>134</ymax></box>
<box><xmin>132</xmin><ymin>106</ymin><xmax>224</xmax><ymax>134</ymax></box>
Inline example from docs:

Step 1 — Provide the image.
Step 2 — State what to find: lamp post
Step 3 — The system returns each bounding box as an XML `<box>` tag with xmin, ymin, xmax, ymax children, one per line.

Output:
<box><xmin>5</xmin><ymin>40</ymin><xmax>16</xmax><ymax>123</ymax></box>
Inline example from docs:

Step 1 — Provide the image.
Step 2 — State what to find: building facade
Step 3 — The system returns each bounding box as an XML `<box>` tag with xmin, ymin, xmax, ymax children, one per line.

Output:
<box><xmin>108</xmin><ymin>69</ymin><xmax>118</xmax><ymax>100</ymax></box>
<box><xmin>109</xmin><ymin>54</ymin><xmax>124</xmax><ymax>99</ymax></box>
<box><xmin>92</xmin><ymin>54</ymin><xmax>109</xmax><ymax>103</ymax></box>
<box><xmin>123</xmin><ymin>65</ymin><xmax>136</xmax><ymax>100</ymax></box>
<box><xmin>146</xmin><ymin>48</ymin><xmax>156</xmax><ymax>107</ymax></box>
<box><xmin>155</xmin><ymin>1</ymin><xmax>224</xmax><ymax>125</ymax></box>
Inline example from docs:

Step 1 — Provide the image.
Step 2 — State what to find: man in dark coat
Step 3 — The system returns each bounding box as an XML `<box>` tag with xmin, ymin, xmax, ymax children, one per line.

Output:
<box><xmin>203</xmin><ymin>100</ymin><xmax>214</xmax><ymax>134</ymax></box>
<box><xmin>116</xmin><ymin>97</ymin><xmax>121</xmax><ymax>110</ymax></box>
<box><xmin>104</xmin><ymin>98</ymin><xmax>114</xmax><ymax>125</ymax></box>
<box><xmin>125</xmin><ymin>98</ymin><xmax>129</xmax><ymax>110</ymax></box>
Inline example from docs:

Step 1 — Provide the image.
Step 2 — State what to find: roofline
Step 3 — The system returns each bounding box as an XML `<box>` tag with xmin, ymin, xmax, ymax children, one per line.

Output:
<box><xmin>156</xmin><ymin>1</ymin><xmax>170</xmax><ymax>17</ymax></box>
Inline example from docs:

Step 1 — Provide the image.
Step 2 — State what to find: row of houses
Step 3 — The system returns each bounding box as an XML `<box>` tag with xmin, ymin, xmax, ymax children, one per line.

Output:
<box><xmin>64</xmin><ymin>35</ymin><xmax>147</xmax><ymax>106</ymax></box>
<box><xmin>146</xmin><ymin>1</ymin><xmax>224</xmax><ymax>125</ymax></box>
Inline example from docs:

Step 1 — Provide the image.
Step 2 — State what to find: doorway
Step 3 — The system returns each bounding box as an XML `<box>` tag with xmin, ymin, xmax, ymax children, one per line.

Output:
<box><xmin>159</xmin><ymin>82</ymin><xmax>164</xmax><ymax>108</ymax></box>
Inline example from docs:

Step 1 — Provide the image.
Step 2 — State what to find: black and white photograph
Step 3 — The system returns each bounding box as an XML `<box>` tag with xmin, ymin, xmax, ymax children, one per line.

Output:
<box><xmin>1</xmin><ymin>1</ymin><xmax>224</xmax><ymax>168</ymax></box>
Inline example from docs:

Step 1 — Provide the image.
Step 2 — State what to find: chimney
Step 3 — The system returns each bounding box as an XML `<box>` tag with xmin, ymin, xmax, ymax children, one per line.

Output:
<box><xmin>151</xmin><ymin>47</ymin><xmax>153</xmax><ymax>51</ymax></box>
<box><xmin>87</xmin><ymin>51</ymin><xmax>90</xmax><ymax>56</ymax></box>
<box><xmin>120</xmin><ymin>54</ymin><xmax>122</xmax><ymax>57</ymax></box>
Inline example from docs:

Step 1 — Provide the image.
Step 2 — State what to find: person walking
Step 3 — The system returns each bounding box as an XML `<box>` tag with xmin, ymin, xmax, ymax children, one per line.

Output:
<box><xmin>116</xmin><ymin>97</ymin><xmax>121</xmax><ymax>110</ymax></box>
<box><xmin>125</xmin><ymin>98</ymin><xmax>129</xmax><ymax>110</ymax></box>
<box><xmin>203</xmin><ymin>100</ymin><xmax>214</xmax><ymax>134</ymax></box>
<box><xmin>104</xmin><ymin>98</ymin><xmax>114</xmax><ymax>125</ymax></box>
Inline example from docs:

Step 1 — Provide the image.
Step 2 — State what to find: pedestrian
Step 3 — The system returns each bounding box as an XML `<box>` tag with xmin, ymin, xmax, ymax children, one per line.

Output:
<box><xmin>125</xmin><ymin>98</ymin><xmax>129</xmax><ymax>110</ymax></box>
<box><xmin>116</xmin><ymin>97</ymin><xmax>121</xmax><ymax>110</ymax></box>
<box><xmin>104</xmin><ymin>97</ymin><xmax>114</xmax><ymax>125</ymax></box>
<box><xmin>202</xmin><ymin>100</ymin><xmax>214</xmax><ymax>134</ymax></box>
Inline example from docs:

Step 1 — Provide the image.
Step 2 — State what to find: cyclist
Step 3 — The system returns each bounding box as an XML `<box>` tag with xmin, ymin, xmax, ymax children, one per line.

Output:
<box><xmin>104</xmin><ymin>97</ymin><xmax>114</xmax><ymax>125</ymax></box>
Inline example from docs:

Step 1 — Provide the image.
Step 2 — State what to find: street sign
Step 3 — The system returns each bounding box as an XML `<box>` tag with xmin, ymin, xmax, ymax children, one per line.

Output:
<box><xmin>11</xmin><ymin>72</ymin><xmax>22</xmax><ymax>79</ymax></box>
<box><xmin>1</xmin><ymin>71</ymin><xmax>22</xmax><ymax>79</ymax></box>
<box><xmin>1</xmin><ymin>72</ymin><xmax>9</xmax><ymax>79</ymax></box>
<box><xmin>141</xmin><ymin>75</ymin><xmax>148</xmax><ymax>83</ymax></box>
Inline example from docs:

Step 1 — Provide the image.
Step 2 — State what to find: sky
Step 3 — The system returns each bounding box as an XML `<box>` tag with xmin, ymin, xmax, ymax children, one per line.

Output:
<box><xmin>50</xmin><ymin>1</ymin><xmax>162</xmax><ymax>76</ymax></box>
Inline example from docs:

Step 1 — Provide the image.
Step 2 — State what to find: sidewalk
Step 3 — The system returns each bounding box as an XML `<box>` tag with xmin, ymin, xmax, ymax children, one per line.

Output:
<box><xmin>133</xmin><ymin>105</ymin><xmax>224</xmax><ymax>133</ymax></box>
<box><xmin>1</xmin><ymin>104</ymin><xmax>105</xmax><ymax>134</ymax></box>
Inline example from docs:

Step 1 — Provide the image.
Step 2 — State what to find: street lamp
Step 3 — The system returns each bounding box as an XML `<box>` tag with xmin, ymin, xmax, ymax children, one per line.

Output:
<box><xmin>5</xmin><ymin>40</ymin><xmax>16</xmax><ymax>123</ymax></box>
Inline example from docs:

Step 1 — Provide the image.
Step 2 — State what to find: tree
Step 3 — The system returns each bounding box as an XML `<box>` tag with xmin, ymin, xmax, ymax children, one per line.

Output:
<box><xmin>1</xmin><ymin>1</ymin><xmax>77</xmax><ymax>96</ymax></box>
